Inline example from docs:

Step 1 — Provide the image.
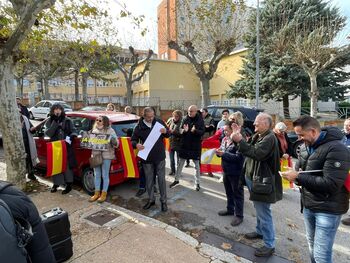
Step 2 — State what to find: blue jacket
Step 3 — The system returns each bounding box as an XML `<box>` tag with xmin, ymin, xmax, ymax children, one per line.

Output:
<box><xmin>218</xmin><ymin>137</ymin><xmax>244</xmax><ymax>176</ymax></box>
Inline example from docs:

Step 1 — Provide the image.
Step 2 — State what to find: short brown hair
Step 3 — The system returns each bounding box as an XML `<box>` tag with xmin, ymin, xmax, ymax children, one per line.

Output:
<box><xmin>293</xmin><ymin>115</ymin><xmax>320</xmax><ymax>131</ymax></box>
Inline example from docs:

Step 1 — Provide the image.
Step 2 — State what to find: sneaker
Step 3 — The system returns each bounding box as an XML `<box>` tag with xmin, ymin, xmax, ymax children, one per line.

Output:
<box><xmin>341</xmin><ymin>216</ymin><xmax>350</xmax><ymax>226</ymax></box>
<box><xmin>230</xmin><ymin>216</ymin><xmax>243</xmax><ymax>226</ymax></box>
<box><xmin>195</xmin><ymin>184</ymin><xmax>200</xmax><ymax>191</ymax></box>
<box><xmin>135</xmin><ymin>188</ymin><xmax>146</xmax><ymax>197</ymax></box>
<box><xmin>218</xmin><ymin>210</ymin><xmax>235</xmax><ymax>216</ymax></box>
<box><xmin>62</xmin><ymin>184</ymin><xmax>72</xmax><ymax>195</ymax></box>
<box><xmin>169</xmin><ymin>181</ymin><xmax>179</xmax><ymax>188</ymax></box>
<box><xmin>254</xmin><ymin>246</ymin><xmax>275</xmax><ymax>257</ymax></box>
<box><xmin>244</xmin><ymin>232</ymin><xmax>263</xmax><ymax>240</ymax></box>
<box><xmin>185</xmin><ymin>163</ymin><xmax>191</xmax><ymax>168</ymax></box>
<box><xmin>27</xmin><ymin>174</ymin><xmax>37</xmax><ymax>181</ymax></box>
<box><xmin>168</xmin><ymin>171</ymin><xmax>175</xmax><ymax>175</ymax></box>
<box><xmin>161</xmin><ymin>202</ymin><xmax>168</xmax><ymax>212</ymax></box>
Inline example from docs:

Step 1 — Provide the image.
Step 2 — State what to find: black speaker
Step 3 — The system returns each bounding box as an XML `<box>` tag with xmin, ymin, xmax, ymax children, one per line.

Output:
<box><xmin>41</xmin><ymin>207</ymin><xmax>73</xmax><ymax>263</ymax></box>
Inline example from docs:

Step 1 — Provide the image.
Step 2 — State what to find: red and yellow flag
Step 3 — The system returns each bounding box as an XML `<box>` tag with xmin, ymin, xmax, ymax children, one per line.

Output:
<box><xmin>200</xmin><ymin>137</ymin><xmax>222</xmax><ymax>173</ymax></box>
<box><xmin>119</xmin><ymin>137</ymin><xmax>139</xmax><ymax>178</ymax></box>
<box><xmin>280</xmin><ymin>157</ymin><xmax>294</xmax><ymax>189</ymax></box>
<box><xmin>46</xmin><ymin>140</ymin><xmax>67</xmax><ymax>177</ymax></box>
<box><xmin>164</xmin><ymin>138</ymin><xmax>170</xmax><ymax>152</ymax></box>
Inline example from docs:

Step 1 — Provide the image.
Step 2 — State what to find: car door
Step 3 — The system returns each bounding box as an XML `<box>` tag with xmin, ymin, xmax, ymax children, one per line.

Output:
<box><xmin>42</xmin><ymin>102</ymin><xmax>52</xmax><ymax>119</ymax></box>
<box><xmin>32</xmin><ymin>101</ymin><xmax>45</xmax><ymax>119</ymax></box>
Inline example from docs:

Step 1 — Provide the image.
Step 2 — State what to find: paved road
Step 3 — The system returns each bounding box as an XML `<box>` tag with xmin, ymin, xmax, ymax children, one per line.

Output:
<box><xmin>1</xmin><ymin>123</ymin><xmax>349</xmax><ymax>262</ymax></box>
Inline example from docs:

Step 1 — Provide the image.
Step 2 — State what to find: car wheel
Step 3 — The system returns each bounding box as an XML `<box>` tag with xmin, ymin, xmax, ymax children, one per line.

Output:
<box><xmin>82</xmin><ymin>168</ymin><xmax>95</xmax><ymax>195</ymax></box>
<box><xmin>292</xmin><ymin>140</ymin><xmax>303</xmax><ymax>158</ymax></box>
<box><xmin>29</xmin><ymin>112</ymin><xmax>35</xmax><ymax>120</ymax></box>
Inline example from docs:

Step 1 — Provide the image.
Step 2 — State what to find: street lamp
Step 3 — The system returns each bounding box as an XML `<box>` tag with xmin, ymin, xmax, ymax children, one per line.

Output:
<box><xmin>179</xmin><ymin>84</ymin><xmax>184</xmax><ymax>111</ymax></box>
<box><xmin>255</xmin><ymin>0</ymin><xmax>260</xmax><ymax>109</ymax></box>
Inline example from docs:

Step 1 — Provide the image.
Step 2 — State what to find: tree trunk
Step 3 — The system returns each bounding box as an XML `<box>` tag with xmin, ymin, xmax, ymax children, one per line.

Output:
<box><xmin>282</xmin><ymin>94</ymin><xmax>290</xmax><ymax>119</ymax></box>
<box><xmin>20</xmin><ymin>77</ymin><xmax>24</xmax><ymax>98</ymax></box>
<box><xmin>44</xmin><ymin>78</ymin><xmax>50</xmax><ymax>100</ymax></box>
<box><xmin>82</xmin><ymin>72</ymin><xmax>88</xmax><ymax>106</ymax></box>
<box><xmin>126</xmin><ymin>81</ymin><xmax>133</xmax><ymax>106</ymax></box>
<box><xmin>309</xmin><ymin>72</ymin><xmax>318</xmax><ymax>117</ymax></box>
<box><xmin>200</xmin><ymin>78</ymin><xmax>211</xmax><ymax>108</ymax></box>
<box><xmin>74</xmin><ymin>69</ymin><xmax>79</xmax><ymax>101</ymax></box>
<box><xmin>0</xmin><ymin>60</ymin><xmax>27</xmax><ymax>189</ymax></box>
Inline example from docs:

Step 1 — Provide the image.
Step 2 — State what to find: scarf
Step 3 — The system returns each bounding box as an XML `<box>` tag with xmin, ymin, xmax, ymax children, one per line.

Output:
<box><xmin>275</xmin><ymin>131</ymin><xmax>288</xmax><ymax>154</ymax></box>
<box><xmin>22</xmin><ymin>116</ymin><xmax>39</xmax><ymax>166</ymax></box>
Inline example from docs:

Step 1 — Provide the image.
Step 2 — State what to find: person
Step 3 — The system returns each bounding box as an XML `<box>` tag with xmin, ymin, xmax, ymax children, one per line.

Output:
<box><xmin>89</xmin><ymin>115</ymin><xmax>119</xmax><ymax>203</ymax></box>
<box><xmin>216</xmin><ymin>121</ymin><xmax>244</xmax><ymax>226</ymax></box>
<box><xmin>170</xmin><ymin>105</ymin><xmax>205</xmax><ymax>191</ymax></box>
<box><xmin>16</xmin><ymin>97</ymin><xmax>30</xmax><ymax>119</ymax></box>
<box><xmin>216</xmin><ymin>109</ymin><xmax>229</xmax><ymax>130</ymax></box>
<box><xmin>124</xmin><ymin>105</ymin><xmax>132</xmax><ymax>114</ymax></box>
<box><xmin>281</xmin><ymin>116</ymin><xmax>350</xmax><ymax>263</ymax></box>
<box><xmin>231</xmin><ymin>112</ymin><xmax>282</xmax><ymax>257</ymax></box>
<box><xmin>167</xmin><ymin>110</ymin><xmax>183</xmax><ymax>175</ymax></box>
<box><xmin>20</xmin><ymin>112</ymin><xmax>39</xmax><ymax>181</ymax></box>
<box><xmin>106</xmin><ymin>103</ymin><xmax>115</xmax><ymax>112</ymax></box>
<box><xmin>201</xmin><ymin>108</ymin><xmax>215</xmax><ymax>139</ymax></box>
<box><xmin>131</xmin><ymin>107</ymin><xmax>169</xmax><ymax>212</ymax></box>
<box><xmin>341</xmin><ymin>118</ymin><xmax>350</xmax><ymax>226</ymax></box>
<box><xmin>273</xmin><ymin>122</ymin><xmax>293</xmax><ymax>160</ymax></box>
<box><xmin>45</xmin><ymin>103</ymin><xmax>77</xmax><ymax>194</ymax></box>
<box><xmin>0</xmin><ymin>181</ymin><xmax>56</xmax><ymax>263</ymax></box>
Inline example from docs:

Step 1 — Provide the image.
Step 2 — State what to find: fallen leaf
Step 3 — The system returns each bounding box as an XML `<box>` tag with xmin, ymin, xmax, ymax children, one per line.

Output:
<box><xmin>221</xmin><ymin>242</ymin><xmax>232</xmax><ymax>250</ymax></box>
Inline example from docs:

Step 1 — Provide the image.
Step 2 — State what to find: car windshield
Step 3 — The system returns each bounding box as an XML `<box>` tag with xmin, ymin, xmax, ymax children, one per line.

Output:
<box><xmin>111</xmin><ymin>121</ymin><xmax>137</xmax><ymax>137</ymax></box>
<box><xmin>60</xmin><ymin>103</ymin><xmax>71</xmax><ymax>109</ymax></box>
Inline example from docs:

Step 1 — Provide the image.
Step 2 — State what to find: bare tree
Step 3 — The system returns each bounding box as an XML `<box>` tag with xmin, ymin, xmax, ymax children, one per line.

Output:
<box><xmin>163</xmin><ymin>0</ymin><xmax>247</xmax><ymax>107</ymax></box>
<box><xmin>111</xmin><ymin>46</ymin><xmax>153</xmax><ymax>106</ymax></box>
<box><xmin>0</xmin><ymin>0</ymin><xmax>55</xmax><ymax>188</ymax></box>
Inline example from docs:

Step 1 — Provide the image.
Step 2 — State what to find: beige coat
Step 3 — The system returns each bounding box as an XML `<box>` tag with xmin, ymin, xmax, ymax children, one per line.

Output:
<box><xmin>91</xmin><ymin>127</ymin><xmax>119</xmax><ymax>160</ymax></box>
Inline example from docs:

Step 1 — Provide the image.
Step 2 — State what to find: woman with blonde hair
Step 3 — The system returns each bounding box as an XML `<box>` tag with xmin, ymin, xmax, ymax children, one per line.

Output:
<box><xmin>89</xmin><ymin>115</ymin><xmax>119</xmax><ymax>203</ymax></box>
<box><xmin>106</xmin><ymin>103</ymin><xmax>116</xmax><ymax>112</ymax></box>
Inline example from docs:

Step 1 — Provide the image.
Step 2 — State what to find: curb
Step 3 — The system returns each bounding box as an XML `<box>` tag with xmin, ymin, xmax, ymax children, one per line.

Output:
<box><xmin>36</xmin><ymin>177</ymin><xmax>251</xmax><ymax>263</ymax></box>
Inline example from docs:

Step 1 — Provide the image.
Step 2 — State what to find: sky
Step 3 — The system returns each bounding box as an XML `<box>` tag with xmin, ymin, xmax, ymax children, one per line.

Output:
<box><xmin>107</xmin><ymin>0</ymin><xmax>350</xmax><ymax>51</ymax></box>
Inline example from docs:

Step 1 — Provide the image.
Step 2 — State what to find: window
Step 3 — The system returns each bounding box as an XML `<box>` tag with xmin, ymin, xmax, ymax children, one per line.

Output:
<box><xmin>70</xmin><ymin>117</ymin><xmax>91</xmax><ymax>134</ymax></box>
<box><xmin>35</xmin><ymin>101</ymin><xmax>45</xmax><ymax>107</ymax></box>
<box><xmin>43</xmin><ymin>102</ymin><xmax>51</xmax><ymax>108</ymax></box>
<box><xmin>111</xmin><ymin>121</ymin><xmax>138</xmax><ymax>137</ymax></box>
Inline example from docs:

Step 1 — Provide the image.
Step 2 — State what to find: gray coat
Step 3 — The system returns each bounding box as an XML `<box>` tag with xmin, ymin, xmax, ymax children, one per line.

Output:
<box><xmin>238</xmin><ymin>129</ymin><xmax>282</xmax><ymax>203</ymax></box>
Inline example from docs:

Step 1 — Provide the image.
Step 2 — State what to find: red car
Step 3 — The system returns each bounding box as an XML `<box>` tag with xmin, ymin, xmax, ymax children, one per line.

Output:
<box><xmin>34</xmin><ymin>111</ymin><xmax>139</xmax><ymax>194</ymax></box>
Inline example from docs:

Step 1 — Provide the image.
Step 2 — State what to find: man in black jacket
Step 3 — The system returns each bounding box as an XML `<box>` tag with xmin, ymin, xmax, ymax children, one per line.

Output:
<box><xmin>131</xmin><ymin>107</ymin><xmax>169</xmax><ymax>212</ymax></box>
<box><xmin>169</xmin><ymin>105</ymin><xmax>205</xmax><ymax>191</ymax></box>
<box><xmin>282</xmin><ymin>116</ymin><xmax>350</xmax><ymax>263</ymax></box>
<box><xmin>231</xmin><ymin>113</ymin><xmax>282</xmax><ymax>257</ymax></box>
<box><xmin>0</xmin><ymin>181</ymin><xmax>56</xmax><ymax>263</ymax></box>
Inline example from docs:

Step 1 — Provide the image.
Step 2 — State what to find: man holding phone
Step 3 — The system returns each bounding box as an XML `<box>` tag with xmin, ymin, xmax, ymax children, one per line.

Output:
<box><xmin>281</xmin><ymin>115</ymin><xmax>350</xmax><ymax>263</ymax></box>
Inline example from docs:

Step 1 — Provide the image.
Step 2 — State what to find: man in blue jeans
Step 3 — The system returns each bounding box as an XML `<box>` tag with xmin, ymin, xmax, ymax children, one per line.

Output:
<box><xmin>282</xmin><ymin>116</ymin><xmax>350</xmax><ymax>263</ymax></box>
<box><xmin>231</xmin><ymin>113</ymin><xmax>282</xmax><ymax>257</ymax></box>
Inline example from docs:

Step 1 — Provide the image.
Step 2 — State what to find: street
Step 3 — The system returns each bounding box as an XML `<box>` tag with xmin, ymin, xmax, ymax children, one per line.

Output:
<box><xmin>1</xmin><ymin>122</ymin><xmax>350</xmax><ymax>262</ymax></box>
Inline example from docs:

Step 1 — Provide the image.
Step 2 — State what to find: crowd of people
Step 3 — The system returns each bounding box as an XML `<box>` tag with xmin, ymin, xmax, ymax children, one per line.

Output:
<box><xmin>11</xmin><ymin>98</ymin><xmax>350</xmax><ymax>262</ymax></box>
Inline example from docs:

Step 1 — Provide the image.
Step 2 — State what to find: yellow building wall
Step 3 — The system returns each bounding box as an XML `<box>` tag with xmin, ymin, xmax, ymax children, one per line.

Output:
<box><xmin>209</xmin><ymin>49</ymin><xmax>248</xmax><ymax>101</ymax></box>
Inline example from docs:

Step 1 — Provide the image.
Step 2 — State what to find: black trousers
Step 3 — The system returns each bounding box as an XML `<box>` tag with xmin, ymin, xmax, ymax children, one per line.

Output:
<box><xmin>223</xmin><ymin>173</ymin><xmax>244</xmax><ymax>218</ymax></box>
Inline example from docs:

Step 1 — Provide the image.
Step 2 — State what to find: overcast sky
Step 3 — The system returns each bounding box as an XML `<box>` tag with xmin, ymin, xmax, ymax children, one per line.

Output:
<box><xmin>109</xmin><ymin>0</ymin><xmax>350</xmax><ymax>51</ymax></box>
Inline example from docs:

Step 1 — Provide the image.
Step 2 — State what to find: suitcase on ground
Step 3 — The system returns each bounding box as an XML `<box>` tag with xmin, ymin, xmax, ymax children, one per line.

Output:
<box><xmin>41</xmin><ymin>207</ymin><xmax>73</xmax><ymax>263</ymax></box>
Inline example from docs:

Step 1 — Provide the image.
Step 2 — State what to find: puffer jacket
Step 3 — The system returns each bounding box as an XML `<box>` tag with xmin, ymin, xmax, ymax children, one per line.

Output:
<box><xmin>296</xmin><ymin>127</ymin><xmax>350</xmax><ymax>215</ymax></box>
<box><xmin>91</xmin><ymin>127</ymin><xmax>118</xmax><ymax>160</ymax></box>
<box><xmin>238</xmin><ymin>129</ymin><xmax>282</xmax><ymax>203</ymax></box>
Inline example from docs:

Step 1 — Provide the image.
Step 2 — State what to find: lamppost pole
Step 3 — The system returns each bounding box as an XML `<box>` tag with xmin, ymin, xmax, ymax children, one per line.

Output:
<box><xmin>255</xmin><ymin>0</ymin><xmax>260</xmax><ymax>109</ymax></box>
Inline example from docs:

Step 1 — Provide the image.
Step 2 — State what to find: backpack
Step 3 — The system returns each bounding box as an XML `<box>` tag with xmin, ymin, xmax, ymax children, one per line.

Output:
<box><xmin>0</xmin><ymin>182</ymin><xmax>33</xmax><ymax>263</ymax></box>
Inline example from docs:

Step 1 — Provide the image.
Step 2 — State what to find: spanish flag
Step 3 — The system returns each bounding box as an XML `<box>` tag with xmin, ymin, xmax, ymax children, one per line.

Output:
<box><xmin>164</xmin><ymin>138</ymin><xmax>170</xmax><ymax>152</ymax></box>
<box><xmin>200</xmin><ymin>137</ymin><xmax>222</xmax><ymax>173</ymax></box>
<box><xmin>119</xmin><ymin>137</ymin><xmax>139</xmax><ymax>178</ymax></box>
<box><xmin>280</xmin><ymin>158</ymin><xmax>294</xmax><ymax>189</ymax></box>
<box><xmin>46</xmin><ymin>140</ymin><xmax>67</xmax><ymax>177</ymax></box>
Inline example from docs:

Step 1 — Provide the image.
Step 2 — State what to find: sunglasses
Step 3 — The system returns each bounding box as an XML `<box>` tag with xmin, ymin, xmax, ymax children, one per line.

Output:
<box><xmin>96</xmin><ymin>119</ymin><xmax>103</xmax><ymax>123</ymax></box>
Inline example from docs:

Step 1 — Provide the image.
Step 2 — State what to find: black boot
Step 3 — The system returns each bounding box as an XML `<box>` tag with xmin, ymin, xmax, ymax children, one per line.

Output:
<box><xmin>62</xmin><ymin>183</ymin><xmax>72</xmax><ymax>195</ymax></box>
<box><xmin>50</xmin><ymin>185</ymin><xmax>59</xmax><ymax>193</ymax></box>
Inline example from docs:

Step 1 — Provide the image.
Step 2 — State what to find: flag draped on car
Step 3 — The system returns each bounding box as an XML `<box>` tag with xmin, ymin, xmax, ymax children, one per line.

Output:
<box><xmin>119</xmin><ymin>137</ymin><xmax>139</xmax><ymax>178</ymax></box>
<box><xmin>46</xmin><ymin>140</ymin><xmax>67</xmax><ymax>177</ymax></box>
<box><xmin>200</xmin><ymin>137</ymin><xmax>222</xmax><ymax>173</ymax></box>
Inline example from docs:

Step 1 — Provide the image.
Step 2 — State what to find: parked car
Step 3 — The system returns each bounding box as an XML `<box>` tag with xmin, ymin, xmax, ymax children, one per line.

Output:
<box><xmin>287</xmin><ymin>131</ymin><xmax>303</xmax><ymax>158</ymax></box>
<box><xmin>29</xmin><ymin>100</ymin><xmax>72</xmax><ymax>120</ymax></box>
<box><xmin>206</xmin><ymin>105</ymin><xmax>263</xmax><ymax>135</ymax></box>
<box><xmin>80</xmin><ymin>106</ymin><xmax>106</xmax><ymax>111</ymax></box>
<box><xmin>33</xmin><ymin>111</ymin><xmax>139</xmax><ymax>194</ymax></box>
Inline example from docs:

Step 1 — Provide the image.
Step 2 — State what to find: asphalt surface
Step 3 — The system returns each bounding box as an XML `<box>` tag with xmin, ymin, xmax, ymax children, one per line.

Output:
<box><xmin>1</xmin><ymin>121</ymin><xmax>349</xmax><ymax>263</ymax></box>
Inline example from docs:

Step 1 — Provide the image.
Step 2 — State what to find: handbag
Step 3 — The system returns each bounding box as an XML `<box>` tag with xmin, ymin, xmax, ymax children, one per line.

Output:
<box><xmin>89</xmin><ymin>153</ymin><xmax>103</xmax><ymax>168</ymax></box>
<box><xmin>252</xmin><ymin>161</ymin><xmax>273</xmax><ymax>195</ymax></box>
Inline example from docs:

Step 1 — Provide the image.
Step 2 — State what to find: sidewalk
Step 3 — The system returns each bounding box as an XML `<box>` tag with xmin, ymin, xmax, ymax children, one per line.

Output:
<box><xmin>30</xmin><ymin>187</ymin><xmax>249</xmax><ymax>263</ymax></box>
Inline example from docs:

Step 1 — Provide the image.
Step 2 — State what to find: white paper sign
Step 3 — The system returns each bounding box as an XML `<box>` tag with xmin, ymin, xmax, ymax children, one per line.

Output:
<box><xmin>137</xmin><ymin>122</ymin><xmax>165</xmax><ymax>160</ymax></box>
